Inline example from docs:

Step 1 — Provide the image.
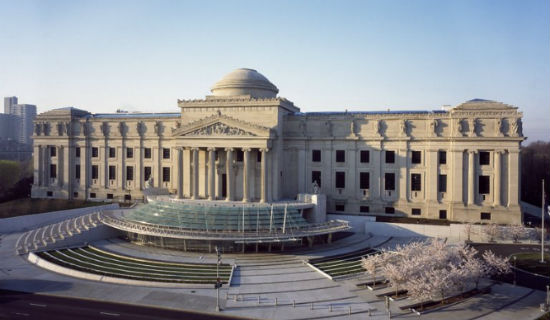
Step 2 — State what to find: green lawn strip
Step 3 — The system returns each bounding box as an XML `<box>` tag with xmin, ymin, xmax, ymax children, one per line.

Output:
<box><xmin>52</xmin><ymin>250</ymin><xmax>226</xmax><ymax>281</ymax></box>
<box><xmin>327</xmin><ymin>268</ymin><xmax>365</xmax><ymax>277</ymax></box>
<box><xmin>86</xmin><ymin>246</ymin><xmax>231</xmax><ymax>270</ymax></box>
<box><xmin>510</xmin><ymin>253</ymin><xmax>550</xmax><ymax>277</ymax></box>
<box><xmin>315</xmin><ymin>259</ymin><xmax>362</xmax><ymax>269</ymax></box>
<box><xmin>38</xmin><ymin>252</ymin><xmax>217</xmax><ymax>284</ymax></box>
<box><xmin>319</xmin><ymin>264</ymin><xmax>363</xmax><ymax>274</ymax></box>
<box><xmin>309</xmin><ymin>249</ymin><xmax>376</xmax><ymax>264</ymax></box>
<box><xmin>322</xmin><ymin>265</ymin><xmax>365</xmax><ymax>275</ymax></box>
<box><xmin>312</xmin><ymin>251</ymin><xmax>377</xmax><ymax>266</ymax></box>
<box><xmin>69</xmin><ymin>249</ymin><xmax>230</xmax><ymax>278</ymax></box>
<box><xmin>76</xmin><ymin>248</ymin><xmax>231</xmax><ymax>275</ymax></box>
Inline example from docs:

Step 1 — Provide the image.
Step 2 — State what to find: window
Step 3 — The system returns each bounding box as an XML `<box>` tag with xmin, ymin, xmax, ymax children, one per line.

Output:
<box><xmin>124</xmin><ymin>194</ymin><xmax>132</xmax><ymax>201</ymax></box>
<box><xmin>236</xmin><ymin>150</ymin><xmax>244</xmax><ymax>162</ymax></box>
<box><xmin>360</xmin><ymin>172</ymin><xmax>370</xmax><ymax>189</ymax></box>
<box><xmin>107</xmin><ymin>193</ymin><xmax>113</xmax><ymax>199</ymax></box>
<box><xmin>481</xmin><ymin>212</ymin><xmax>491</xmax><ymax>220</ymax></box>
<box><xmin>73</xmin><ymin>192</ymin><xmax>78</xmax><ymax>198</ymax></box>
<box><xmin>50</xmin><ymin>164</ymin><xmax>57</xmax><ymax>178</ymax></box>
<box><xmin>47</xmin><ymin>191</ymin><xmax>53</xmax><ymax>197</ymax></box>
<box><xmin>75</xmin><ymin>147</ymin><xmax>80</xmax><ymax>158</ymax></box>
<box><xmin>439</xmin><ymin>210</ymin><xmax>447</xmax><ymax>219</ymax></box>
<box><xmin>336</xmin><ymin>150</ymin><xmax>345</xmax><ymax>162</ymax></box>
<box><xmin>438</xmin><ymin>174</ymin><xmax>447</xmax><ymax>193</ymax></box>
<box><xmin>479</xmin><ymin>175</ymin><xmax>490</xmax><ymax>194</ymax></box>
<box><xmin>335</xmin><ymin>171</ymin><xmax>346</xmax><ymax>189</ymax></box>
<box><xmin>75</xmin><ymin>165</ymin><xmax>80</xmax><ymax>179</ymax></box>
<box><xmin>439</xmin><ymin>151</ymin><xmax>447</xmax><ymax>165</ymax></box>
<box><xmin>144</xmin><ymin>166</ymin><xmax>152</xmax><ymax>181</ymax></box>
<box><xmin>109</xmin><ymin>147</ymin><xmax>116</xmax><ymax>158</ymax></box>
<box><xmin>162</xmin><ymin>167</ymin><xmax>170</xmax><ymax>182</ymax></box>
<box><xmin>257</xmin><ymin>151</ymin><xmax>261</xmax><ymax>162</ymax></box>
<box><xmin>411</xmin><ymin>173</ymin><xmax>422</xmax><ymax>191</ymax></box>
<box><xmin>385</xmin><ymin>207</ymin><xmax>395</xmax><ymax>214</ymax></box>
<box><xmin>412</xmin><ymin>208</ymin><xmax>421</xmax><ymax>216</ymax></box>
<box><xmin>90</xmin><ymin>192</ymin><xmax>96</xmax><ymax>198</ymax></box>
<box><xmin>91</xmin><ymin>165</ymin><xmax>98</xmax><ymax>179</ymax></box>
<box><xmin>360</xmin><ymin>206</ymin><xmax>370</xmax><ymax>213</ymax></box>
<box><xmin>411</xmin><ymin>151</ymin><xmax>421</xmax><ymax>164</ymax></box>
<box><xmin>144</xmin><ymin>148</ymin><xmax>152</xmax><ymax>159</ymax></box>
<box><xmin>162</xmin><ymin>148</ymin><xmax>170</xmax><ymax>159</ymax></box>
<box><xmin>385</xmin><ymin>173</ymin><xmax>395</xmax><ymax>190</ymax></box>
<box><xmin>360</xmin><ymin>150</ymin><xmax>370</xmax><ymax>163</ymax></box>
<box><xmin>312</xmin><ymin>171</ymin><xmax>322</xmax><ymax>187</ymax></box>
<box><xmin>335</xmin><ymin>203</ymin><xmax>345</xmax><ymax>212</ymax></box>
<box><xmin>479</xmin><ymin>151</ymin><xmax>490</xmax><ymax>165</ymax></box>
<box><xmin>109</xmin><ymin>166</ymin><xmax>116</xmax><ymax>180</ymax></box>
<box><xmin>312</xmin><ymin>150</ymin><xmax>321</xmax><ymax>162</ymax></box>
<box><xmin>126</xmin><ymin>166</ymin><xmax>134</xmax><ymax>181</ymax></box>
<box><xmin>92</xmin><ymin>147</ymin><xmax>98</xmax><ymax>158</ymax></box>
<box><xmin>385</xmin><ymin>151</ymin><xmax>395</xmax><ymax>163</ymax></box>
<box><xmin>50</xmin><ymin>147</ymin><xmax>56</xmax><ymax>157</ymax></box>
<box><xmin>126</xmin><ymin>147</ymin><xmax>133</xmax><ymax>158</ymax></box>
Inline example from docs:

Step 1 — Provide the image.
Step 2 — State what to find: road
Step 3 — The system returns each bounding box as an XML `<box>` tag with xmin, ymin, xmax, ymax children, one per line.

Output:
<box><xmin>0</xmin><ymin>290</ymin><xmax>245</xmax><ymax>320</ymax></box>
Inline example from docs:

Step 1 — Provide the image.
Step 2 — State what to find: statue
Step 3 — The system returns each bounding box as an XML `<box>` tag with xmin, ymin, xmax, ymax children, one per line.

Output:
<box><xmin>312</xmin><ymin>180</ymin><xmax>320</xmax><ymax>194</ymax></box>
<box><xmin>350</xmin><ymin>119</ymin><xmax>357</xmax><ymax>136</ymax></box>
<box><xmin>495</xmin><ymin>118</ymin><xmax>503</xmax><ymax>136</ymax></box>
<box><xmin>430</xmin><ymin>119</ymin><xmax>438</xmax><ymax>136</ymax></box>
<box><xmin>400</xmin><ymin>119</ymin><xmax>408</xmax><ymax>136</ymax></box>
<box><xmin>145</xmin><ymin>177</ymin><xmax>154</xmax><ymax>189</ymax></box>
<box><xmin>457</xmin><ymin>119</ymin><xmax>465</xmax><ymax>136</ymax></box>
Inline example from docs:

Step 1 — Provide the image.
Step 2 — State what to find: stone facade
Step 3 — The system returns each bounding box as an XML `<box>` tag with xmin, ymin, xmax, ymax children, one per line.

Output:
<box><xmin>31</xmin><ymin>69</ymin><xmax>525</xmax><ymax>224</ymax></box>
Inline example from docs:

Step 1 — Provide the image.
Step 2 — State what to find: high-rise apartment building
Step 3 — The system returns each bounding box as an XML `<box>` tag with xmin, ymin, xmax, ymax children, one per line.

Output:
<box><xmin>12</xmin><ymin>104</ymin><xmax>37</xmax><ymax>144</ymax></box>
<box><xmin>4</xmin><ymin>96</ymin><xmax>18</xmax><ymax>114</ymax></box>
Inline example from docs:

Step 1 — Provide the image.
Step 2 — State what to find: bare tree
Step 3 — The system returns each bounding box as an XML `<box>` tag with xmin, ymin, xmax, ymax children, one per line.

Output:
<box><xmin>485</xmin><ymin>223</ymin><xmax>501</xmax><ymax>242</ymax></box>
<box><xmin>463</xmin><ymin>223</ymin><xmax>473</xmax><ymax>242</ymax></box>
<box><xmin>507</xmin><ymin>224</ymin><xmax>527</xmax><ymax>243</ymax></box>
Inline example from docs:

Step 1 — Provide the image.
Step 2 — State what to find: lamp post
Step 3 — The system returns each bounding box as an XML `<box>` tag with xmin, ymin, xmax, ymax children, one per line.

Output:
<box><xmin>541</xmin><ymin>180</ymin><xmax>545</xmax><ymax>263</ymax></box>
<box><xmin>215</xmin><ymin>245</ymin><xmax>222</xmax><ymax>312</ymax></box>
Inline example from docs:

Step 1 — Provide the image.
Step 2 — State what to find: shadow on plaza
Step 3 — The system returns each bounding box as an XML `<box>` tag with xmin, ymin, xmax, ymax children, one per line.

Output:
<box><xmin>0</xmin><ymin>279</ymin><xmax>73</xmax><ymax>294</ymax></box>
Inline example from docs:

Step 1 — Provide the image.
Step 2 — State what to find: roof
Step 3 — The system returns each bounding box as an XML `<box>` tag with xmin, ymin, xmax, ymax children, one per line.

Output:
<box><xmin>89</xmin><ymin>113</ymin><xmax>180</xmax><ymax>119</ymax></box>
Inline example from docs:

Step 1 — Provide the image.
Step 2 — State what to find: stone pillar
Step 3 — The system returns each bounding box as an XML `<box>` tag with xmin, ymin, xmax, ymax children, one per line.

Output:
<box><xmin>467</xmin><ymin>150</ymin><xmax>476</xmax><ymax>205</ymax></box>
<box><xmin>225</xmin><ymin>148</ymin><xmax>234</xmax><ymax>201</ymax></box>
<box><xmin>242</xmin><ymin>148</ymin><xmax>250</xmax><ymax>202</ymax></box>
<box><xmin>260</xmin><ymin>148</ymin><xmax>268</xmax><ymax>203</ymax></box>
<box><xmin>398</xmin><ymin>148</ymin><xmax>409</xmax><ymax>202</ymax></box>
<box><xmin>493</xmin><ymin>150</ymin><xmax>501</xmax><ymax>206</ymax></box>
<box><xmin>208</xmin><ymin>148</ymin><xmax>215</xmax><ymax>200</ymax></box>
<box><xmin>57</xmin><ymin>146</ymin><xmax>63</xmax><ymax>187</ymax></box>
<box><xmin>508</xmin><ymin>150</ymin><xmax>520</xmax><ymax>207</ymax></box>
<box><xmin>103</xmin><ymin>142</ymin><xmax>109</xmax><ymax>188</ymax></box>
<box><xmin>42</xmin><ymin>146</ymin><xmax>49</xmax><ymax>186</ymax></box>
<box><xmin>119</xmin><ymin>145</ymin><xmax>125</xmax><ymax>190</ymax></box>
<box><xmin>33</xmin><ymin>145</ymin><xmax>40</xmax><ymax>186</ymax></box>
<box><xmin>192</xmin><ymin>148</ymin><xmax>199</xmax><ymax>200</ymax></box>
<box><xmin>177</xmin><ymin>148</ymin><xmax>184</xmax><ymax>199</ymax></box>
<box><xmin>450</xmin><ymin>150</ymin><xmax>465</xmax><ymax>205</ymax></box>
<box><xmin>137</xmin><ymin>144</ymin><xmax>142</xmax><ymax>190</ymax></box>
<box><xmin>80</xmin><ymin>144</ymin><xmax>88</xmax><ymax>195</ymax></box>
<box><xmin>64</xmin><ymin>145</ymin><xmax>72</xmax><ymax>198</ymax></box>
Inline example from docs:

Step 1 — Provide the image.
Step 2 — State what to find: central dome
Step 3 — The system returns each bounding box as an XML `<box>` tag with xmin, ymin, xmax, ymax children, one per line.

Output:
<box><xmin>211</xmin><ymin>68</ymin><xmax>279</xmax><ymax>98</ymax></box>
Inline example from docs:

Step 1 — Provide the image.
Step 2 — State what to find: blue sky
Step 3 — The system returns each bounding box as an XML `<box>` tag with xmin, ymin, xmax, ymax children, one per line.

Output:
<box><xmin>1</xmin><ymin>0</ymin><xmax>548</xmax><ymax>141</ymax></box>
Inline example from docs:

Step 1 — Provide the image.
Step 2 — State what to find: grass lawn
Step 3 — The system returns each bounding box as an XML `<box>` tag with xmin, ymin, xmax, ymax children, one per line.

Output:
<box><xmin>511</xmin><ymin>252</ymin><xmax>550</xmax><ymax>277</ymax></box>
<box><xmin>0</xmin><ymin>198</ymin><xmax>107</xmax><ymax>218</ymax></box>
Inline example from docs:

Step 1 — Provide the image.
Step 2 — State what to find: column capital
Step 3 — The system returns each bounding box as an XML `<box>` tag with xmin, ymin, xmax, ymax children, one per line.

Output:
<box><xmin>468</xmin><ymin>149</ymin><xmax>478</xmax><ymax>154</ymax></box>
<box><xmin>207</xmin><ymin>147</ymin><xmax>216</xmax><ymax>152</ymax></box>
<box><xmin>242</xmin><ymin>148</ymin><xmax>251</xmax><ymax>153</ymax></box>
<box><xmin>224</xmin><ymin>147</ymin><xmax>234</xmax><ymax>152</ymax></box>
<box><xmin>260</xmin><ymin>148</ymin><xmax>270</xmax><ymax>153</ymax></box>
<box><xmin>494</xmin><ymin>149</ymin><xmax>505</xmax><ymax>155</ymax></box>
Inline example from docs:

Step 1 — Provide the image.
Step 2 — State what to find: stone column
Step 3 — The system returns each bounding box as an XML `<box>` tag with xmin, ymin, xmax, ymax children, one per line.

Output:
<box><xmin>508</xmin><ymin>150</ymin><xmax>520</xmax><ymax>207</ymax></box>
<box><xmin>103</xmin><ymin>142</ymin><xmax>109</xmax><ymax>188</ymax></box>
<box><xmin>398</xmin><ymin>148</ymin><xmax>409</xmax><ymax>202</ymax></box>
<box><xmin>57</xmin><ymin>146</ymin><xmax>63</xmax><ymax>187</ymax></box>
<box><xmin>191</xmin><ymin>147</ymin><xmax>199</xmax><ymax>200</ymax></box>
<box><xmin>260</xmin><ymin>148</ymin><xmax>268</xmax><ymax>203</ymax></box>
<box><xmin>467</xmin><ymin>150</ymin><xmax>476</xmax><ymax>205</ymax></box>
<box><xmin>42</xmin><ymin>146</ymin><xmax>49</xmax><ymax>186</ymax></box>
<box><xmin>493</xmin><ymin>150</ymin><xmax>501</xmax><ymax>206</ymax></box>
<box><xmin>64</xmin><ymin>145</ymin><xmax>71</xmax><ymax>198</ymax></box>
<box><xmin>177</xmin><ymin>148</ymin><xmax>184</xmax><ymax>199</ymax></box>
<box><xmin>208</xmin><ymin>148</ymin><xmax>215</xmax><ymax>200</ymax></box>
<box><xmin>242</xmin><ymin>148</ymin><xmax>250</xmax><ymax>202</ymax></box>
<box><xmin>225</xmin><ymin>148</ymin><xmax>234</xmax><ymax>201</ymax></box>
<box><xmin>80</xmin><ymin>144</ymin><xmax>88</xmax><ymax>195</ymax></box>
<box><xmin>33</xmin><ymin>145</ymin><xmax>40</xmax><ymax>186</ymax></box>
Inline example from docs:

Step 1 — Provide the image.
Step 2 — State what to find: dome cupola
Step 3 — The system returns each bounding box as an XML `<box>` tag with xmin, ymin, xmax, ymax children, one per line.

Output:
<box><xmin>211</xmin><ymin>68</ymin><xmax>279</xmax><ymax>98</ymax></box>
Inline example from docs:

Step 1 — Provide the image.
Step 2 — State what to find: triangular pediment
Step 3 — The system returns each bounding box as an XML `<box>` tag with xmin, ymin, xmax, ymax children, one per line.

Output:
<box><xmin>172</xmin><ymin>114</ymin><xmax>274</xmax><ymax>138</ymax></box>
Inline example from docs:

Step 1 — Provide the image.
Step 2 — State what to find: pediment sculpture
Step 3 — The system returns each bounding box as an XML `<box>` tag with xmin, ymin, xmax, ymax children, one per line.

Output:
<box><xmin>186</xmin><ymin>122</ymin><xmax>256</xmax><ymax>137</ymax></box>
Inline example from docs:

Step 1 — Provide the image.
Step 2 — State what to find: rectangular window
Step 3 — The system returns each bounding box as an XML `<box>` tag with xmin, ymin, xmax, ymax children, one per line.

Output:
<box><xmin>335</xmin><ymin>171</ymin><xmax>346</xmax><ymax>189</ymax></box>
<box><xmin>162</xmin><ymin>148</ymin><xmax>170</xmax><ymax>159</ymax></box>
<box><xmin>90</xmin><ymin>192</ymin><xmax>96</xmax><ymax>198</ymax></box>
<box><xmin>479</xmin><ymin>175</ymin><xmax>490</xmax><ymax>194</ymax></box>
<box><xmin>336</xmin><ymin>150</ymin><xmax>345</xmax><ymax>163</ymax></box>
<box><xmin>92</xmin><ymin>147</ymin><xmax>98</xmax><ymax>158</ymax></box>
<box><xmin>144</xmin><ymin>148</ymin><xmax>152</xmax><ymax>159</ymax></box>
<box><xmin>144</xmin><ymin>166</ymin><xmax>152</xmax><ymax>181</ymax></box>
<box><xmin>360</xmin><ymin>172</ymin><xmax>370</xmax><ymax>189</ymax></box>
<box><xmin>50</xmin><ymin>164</ymin><xmax>57</xmax><ymax>178</ymax></box>
<box><xmin>312</xmin><ymin>150</ymin><xmax>321</xmax><ymax>162</ymax></box>
<box><xmin>360</xmin><ymin>206</ymin><xmax>370</xmax><ymax>213</ymax></box>
<box><xmin>126</xmin><ymin>147</ymin><xmax>133</xmax><ymax>158</ymax></box>
<box><xmin>438</xmin><ymin>174</ymin><xmax>447</xmax><ymax>193</ymax></box>
<box><xmin>312</xmin><ymin>171</ymin><xmax>322</xmax><ymax>187</ymax></box>
<box><xmin>75</xmin><ymin>147</ymin><xmax>80</xmax><ymax>158</ymax></box>
<box><xmin>47</xmin><ymin>191</ymin><xmax>53</xmax><ymax>197</ymax></box>
<box><xmin>385</xmin><ymin>151</ymin><xmax>395</xmax><ymax>164</ymax></box>
<box><xmin>73</xmin><ymin>192</ymin><xmax>78</xmax><ymax>198</ymax></box>
<box><xmin>109</xmin><ymin>147</ymin><xmax>116</xmax><ymax>158</ymax></box>
<box><xmin>75</xmin><ymin>165</ymin><xmax>80</xmax><ymax>179</ymax></box>
<box><xmin>385</xmin><ymin>207</ymin><xmax>395</xmax><ymax>214</ymax></box>
<box><xmin>439</xmin><ymin>210</ymin><xmax>447</xmax><ymax>219</ymax></box>
<box><xmin>257</xmin><ymin>151</ymin><xmax>261</xmax><ymax>162</ymax></box>
<box><xmin>109</xmin><ymin>166</ymin><xmax>116</xmax><ymax>180</ymax></box>
<box><xmin>411</xmin><ymin>151</ymin><xmax>421</xmax><ymax>164</ymax></box>
<box><xmin>412</xmin><ymin>208</ymin><xmax>421</xmax><ymax>216</ymax></box>
<box><xmin>439</xmin><ymin>151</ymin><xmax>447</xmax><ymax>165</ymax></box>
<box><xmin>411</xmin><ymin>173</ymin><xmax>422</xmax><ymax>191</ymax></box>
<box><xmin>236</xmin><ymin>150</ymin><xmax>244</xmax><ymax>162</ymax></box>
<box><xmin>107</xmin><ymin>193</ymin><xmax>113</xmax><ymax>199</ymax></box>
<box><xmin>479</xmin><ymin>151</ymin><xmax>490</xmax><ymax>165</ymax></box>
<box><xmin>124</xmin><ymin>194</ymin><xmax>132</xmax><ymax>201</ymax></box>
<box><xmin>481</xmin><ymin>212</ymin><xmax>491</xmax><ymax>220</ymax></box>
<box><xmin>162</xmin><ymin>167</ymin><xmax>170</xmax><ymax>182</ymax></box>
<box><xmin>50</xmin><ymin>146</ymin><xmax>56</xmax><ymax>157</ymax></box>
<box><xmin>385</xmin><ymin>173</ymin><xmax>395</xmax><ymax>191</ymax></box>
<box><xmin>335</xmin><ymin>203</ymin><xmax>345</xmax><ymax>212</ymax></box>
<box><xmin>360</xmin><ymin>150</ymin><xmax>370</xmax><ymax>163</ymax></box>
<box><xmin>126</xmin><ymin>166</ymin><xmax>134</xmax><ymax>181</ymax></box>
<box><xmin>91</xmin><ymin>165</ymin><xmax>98</xmax><ymax>179</ymax></box>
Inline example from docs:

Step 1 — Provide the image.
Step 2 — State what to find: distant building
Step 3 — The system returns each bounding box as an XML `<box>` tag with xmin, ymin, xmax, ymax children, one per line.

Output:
<box><xmin>1</xmin><ymin>97</ymin><xmax>36</xmax><ymax>160</ymax></box>
<box><xmin>4</xmin><ymin>96</ymin><xmax>18</xmax><ymax>114</ymax></box>
<box><xmin>12</xmin><ymin>104</ymin><xmax>37</xmax><ymax>144</ymax></box>
<box><xmin>0</xmin><ymin>113</ymin><xmax>19</xmax><ymax>141</ymax></box>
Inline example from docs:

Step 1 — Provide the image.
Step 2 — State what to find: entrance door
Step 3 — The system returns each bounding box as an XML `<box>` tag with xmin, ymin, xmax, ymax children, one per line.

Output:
<box><xmin>221</xmin><ymin>174</ymin><xmax>227</xmax><ymax>198</ymax></box>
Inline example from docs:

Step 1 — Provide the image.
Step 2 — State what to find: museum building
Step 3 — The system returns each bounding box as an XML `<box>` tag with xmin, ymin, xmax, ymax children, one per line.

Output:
<box><xmin>31</xmin><ymin>68</ymin><xmax>525</xmax><ymax>225</ymax></box>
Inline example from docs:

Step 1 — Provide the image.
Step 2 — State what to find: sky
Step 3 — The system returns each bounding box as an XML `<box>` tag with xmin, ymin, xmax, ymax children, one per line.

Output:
<box><xmin>0</xmin><ymin>0</ymin><xmax>548</xmax><ymax>142</ymax></box>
